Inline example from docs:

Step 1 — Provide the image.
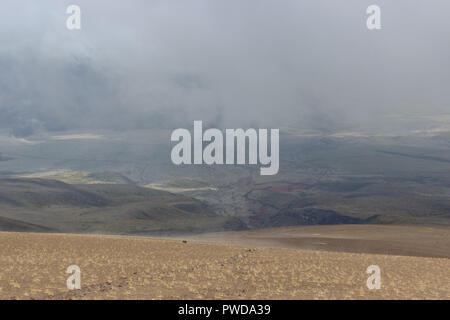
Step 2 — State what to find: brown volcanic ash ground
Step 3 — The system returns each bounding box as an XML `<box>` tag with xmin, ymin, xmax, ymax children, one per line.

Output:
<box><xmin>0</xmin><ymin>226</ymin><xmax>449</xmax><ymax>300</ymax></box>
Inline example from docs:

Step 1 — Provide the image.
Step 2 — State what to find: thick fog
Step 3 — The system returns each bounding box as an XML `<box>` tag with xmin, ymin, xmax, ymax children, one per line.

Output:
<box><xmin>0</xmin><ymin>0</ymin><xmax>449</xmax><ymax>136</ymax></box>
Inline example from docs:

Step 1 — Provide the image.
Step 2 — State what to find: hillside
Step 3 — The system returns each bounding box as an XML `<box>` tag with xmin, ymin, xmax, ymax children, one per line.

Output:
<box><xmin>0</xmin><ymin>231</ymin><xmax>448</xmax><ymax>299</ymax></box>
<box><xmin>0</xmin><ymin>178</ymin><xmax>245</xmax><ymax>235</ymax></box>
<box><xmin>1</xmin><ymin>131</ymin><xmax>450</xmax><ymax>230</ymax></box>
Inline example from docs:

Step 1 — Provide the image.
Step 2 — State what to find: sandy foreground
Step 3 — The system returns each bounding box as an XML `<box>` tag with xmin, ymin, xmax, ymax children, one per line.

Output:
<box><xmin>0</xmin><ymin>228</ymin><xmax>449</xmax><ymax>300</ymax></box>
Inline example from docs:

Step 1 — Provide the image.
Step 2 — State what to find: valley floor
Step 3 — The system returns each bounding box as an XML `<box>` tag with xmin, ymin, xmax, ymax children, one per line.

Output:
<box><xmin>188</xmin><ymin>225</ymin><xmax>450</xmax><ymax>259</ymax></box>
<box><xmin>0</xmin><ymin>226</ymin><xmax>449</xmax><ymax>299</ymax></box>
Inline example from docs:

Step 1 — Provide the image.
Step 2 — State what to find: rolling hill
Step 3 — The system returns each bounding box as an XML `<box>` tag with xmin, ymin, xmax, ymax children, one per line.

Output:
<box><xmin>0</xmin><ymin>178</ymin><xmax>245</xmax><ymax>235</ymax></box>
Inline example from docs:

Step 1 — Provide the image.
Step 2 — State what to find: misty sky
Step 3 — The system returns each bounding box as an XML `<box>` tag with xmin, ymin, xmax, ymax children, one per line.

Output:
<box><xmin>0</xmin><ymin>0</ymin><xmax>449</xmax><ymax>136</ymax></box>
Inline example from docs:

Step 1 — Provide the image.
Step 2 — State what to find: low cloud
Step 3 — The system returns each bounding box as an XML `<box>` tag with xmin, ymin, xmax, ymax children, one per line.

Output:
<box><xmin>0</xmin><ymin>0</ymin><xmax>449</xmax><ymax>136</ymax></box>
